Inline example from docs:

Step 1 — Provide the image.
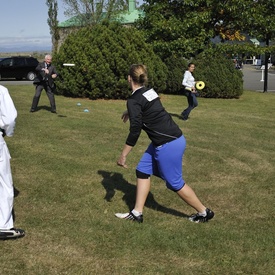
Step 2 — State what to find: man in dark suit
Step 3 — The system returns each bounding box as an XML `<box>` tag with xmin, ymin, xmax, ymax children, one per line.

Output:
<box><xmin>30</xmin><ymin>54</ymin><xmax>58</xmax><ymax>113</ymax></box>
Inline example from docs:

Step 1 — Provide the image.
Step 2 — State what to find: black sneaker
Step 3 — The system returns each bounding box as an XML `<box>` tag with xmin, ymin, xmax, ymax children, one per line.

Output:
<box><xmin>189</xmin><ymin>208</ymin><xmax>214</xmax><ymax>223</ymax></box>
<box><xmin>0</xmin><ymin>228</ymin><xmax>25</xmax><ymax>240</ymax></box>
<box><xmin>115</xmin><ymin>211</ymin><xmax>143</xmax><ymax>223</ymax></box>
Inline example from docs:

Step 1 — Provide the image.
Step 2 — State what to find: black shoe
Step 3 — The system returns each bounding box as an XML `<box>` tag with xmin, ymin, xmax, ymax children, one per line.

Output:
<box><xmin>0</xmin><ymin>228</ymin><xmax>25</xmax><ymax>240</ymax></box>
<box><xmin>188</xmin><ymin>208</ymin><xmax>214</xmax><ymax>223</ymax></box>
<box><xmin>115</xmin><ymin>211</ymin><xmax>143</xmax><ymax>223</ymax></box>
<box><xmin>30</xmin><ymin>109</ymin><xmax>35</xmax><ymax>112</ymax></box>
<box><xmin>180</xmin><ymin>113</ymin><xmax>188</xmax><ymax>120</ymax></box>
<box><xmin>51</xmin><ymin>110</ymin><xmax>57</xmax><ymax>113</ymax></box>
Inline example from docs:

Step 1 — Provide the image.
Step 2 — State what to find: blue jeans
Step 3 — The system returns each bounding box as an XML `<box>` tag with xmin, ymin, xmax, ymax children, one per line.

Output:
<box><xmin>181</xmin><ymin>91</ymin><xmax>198</xmax><ymax>120</ymax></box>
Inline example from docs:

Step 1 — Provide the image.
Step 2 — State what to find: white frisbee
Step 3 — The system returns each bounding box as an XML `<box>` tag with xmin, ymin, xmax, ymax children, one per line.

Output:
<box><xmin>63</xmin><ymin>63</ymin><xmax>75</xmax><ymax>66</ymax></box>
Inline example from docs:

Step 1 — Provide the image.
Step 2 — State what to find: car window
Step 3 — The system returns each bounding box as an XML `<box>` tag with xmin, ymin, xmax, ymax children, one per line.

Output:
<box><xmin>13</xmin><ymin>58</ymin><xmax>25</xmax><ymax>66</ymax></box>
<box><xmin>0</xmin><ymin>58</ymin><xmax>12</xmax><ymax>67</ymax></box>
<box><xmin>26</xmin><ymin>58</ymin><xmax>39</xmax><ymax>66</ymax></box>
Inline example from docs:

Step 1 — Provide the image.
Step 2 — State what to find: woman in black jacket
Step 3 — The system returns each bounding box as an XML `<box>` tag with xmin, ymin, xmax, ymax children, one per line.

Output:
<box><xmin>116</xmin><ymin>64</ymin><xmax>214</xmax><ymax>223</ymax></box>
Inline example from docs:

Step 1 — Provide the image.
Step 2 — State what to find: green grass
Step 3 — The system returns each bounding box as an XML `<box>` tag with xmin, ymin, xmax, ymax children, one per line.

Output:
<box><xmin>1</xmin><ymin>86</ymin><xmax>274</xmax><ymax>275</ymax></box>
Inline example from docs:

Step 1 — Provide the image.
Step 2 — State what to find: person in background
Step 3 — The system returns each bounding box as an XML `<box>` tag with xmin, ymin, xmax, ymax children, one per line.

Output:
<box><xmin>115</xmin><ymin>64</ymin><xmax>214</xmax><ymax>223</ymax></box>
<box><xmin>181</xmin><ymin>63</ymin><xmax>198</xmax><ymax>121</ymax></box>
<box><xmin>0</xmin><ymin>85</ymin><xmax>25</xmax><ymax>240</ymax></box>
<box><xmin>30</xmin><ymin>54</ymin><xmax>58</xmax><ymax>113</ymax></box>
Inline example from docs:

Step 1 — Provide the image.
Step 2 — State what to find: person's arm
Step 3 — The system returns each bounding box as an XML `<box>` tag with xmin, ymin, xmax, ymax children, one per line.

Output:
<box><xmin>182</xmin><ymin>71</ymin><xmax>196</xmax><ymax>92</ymax></box>
<box><xmin>51</xmin><ymin>65</ymin><xmax>58</xmax><ymax>79</ymax></box>
<box><xmin>182</xmin><ymin>71</ymin><xmax>190</xmax><ymax>87</ymax></box>
<box><xmin>117</xmin><ymin>144</ymin><xmax>133</xmax><ymax>168</ymax></box>
<box><xmin>0</xmin><ymin>86</ymin><xmax>17</xmax><ymax>137</ymax></box>
<box><xmin>117</xmin><ymin>99</ymin><xmax>142</xmax><ymax>168</ymax></box>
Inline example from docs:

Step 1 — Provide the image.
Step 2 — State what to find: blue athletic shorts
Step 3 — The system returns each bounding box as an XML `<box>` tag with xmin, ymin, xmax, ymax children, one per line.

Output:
<box><xmin>136</xmin><ymin>135</ymin><xmax>186</xmax><ymax>191</ymax></box>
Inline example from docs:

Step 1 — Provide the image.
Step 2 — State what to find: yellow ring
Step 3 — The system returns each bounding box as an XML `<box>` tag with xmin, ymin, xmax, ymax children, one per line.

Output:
<box><xmin>196</xmin><ymin>81</ymin><xmax>205</xmax><ymax>90</ymax></box>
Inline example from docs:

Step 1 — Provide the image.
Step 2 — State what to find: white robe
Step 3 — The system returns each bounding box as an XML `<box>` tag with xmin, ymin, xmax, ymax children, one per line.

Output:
<box><xmin>0</xmin><ymin>85</ymin><xmax>17</xmax><ymax>229</ymax></box>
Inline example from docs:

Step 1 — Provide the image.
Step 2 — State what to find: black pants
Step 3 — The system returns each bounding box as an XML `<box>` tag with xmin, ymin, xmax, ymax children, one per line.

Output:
<box><xmin>31</xmin><ymin>83</ymin><xmax>56</xmax><ymax>111</ymax></box>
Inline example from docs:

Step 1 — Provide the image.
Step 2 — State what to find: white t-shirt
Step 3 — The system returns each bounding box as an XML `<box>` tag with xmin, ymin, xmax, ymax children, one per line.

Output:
<box><xmin>182</xmin><ymin>70</ymin><xmax>195</xmax><ymax>88</ymax></box>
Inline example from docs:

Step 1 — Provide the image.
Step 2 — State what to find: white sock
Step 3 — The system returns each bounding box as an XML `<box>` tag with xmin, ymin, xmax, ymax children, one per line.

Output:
<box><xmin>132</xmin><ymin>209</ymin><xmax>142</xmax><ymax>216</ymax></box>
<box><xmin>198</xmin><ymin>210</ymin><xmax>207</xmax><ymax>217</ymax></box>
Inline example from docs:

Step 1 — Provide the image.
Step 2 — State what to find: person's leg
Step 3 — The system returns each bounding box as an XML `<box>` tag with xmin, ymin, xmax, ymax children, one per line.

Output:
<box><xmin>192</xmin><ymin>93</ymin><xmax>198</xmax><ymax>108</ymax></box>
<box><xmin>156</xmin><ymin>136</ymin><xmax>214</xmax><ymax>222</ymax></box>
<box><xmin>46</xmin><ymin>86</ymin><xmax>56</xmax><ymax>112</ymax></box>
<box><xmin>30</xmin><ymin>85</ymin><xmax>43</xmax><ymax>111</ymax></box>
<box><xmin>176</xmin><ymin>184</ymin><xmax>206</xmax><ymax>213</ymax></box>
<box><xmin>182</xmin><ymin>92</ymin><xmax>198</xmax><ymax>120</ymax></box>
<box><xmin>182</xmin><ymin>92</ymin><xmax>193</xmax><ymax>119</ymax></box>
<box><xmin>115</xmin><ymin>144</ymin><xmax>155</xmax><ymax>222</ymax></box>
<box><xmin>0</xmin><ymin>142</ymin><xmax>14</xmax><ymax>230</ymax></box>
<box><xmin>133</xmin><ymin>178</ymin><xmax>151</xmax><ymax>213</ymax></box>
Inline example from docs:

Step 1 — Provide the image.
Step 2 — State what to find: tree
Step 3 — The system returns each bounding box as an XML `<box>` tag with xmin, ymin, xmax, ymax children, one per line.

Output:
<box><xmin>215</xmin><ymin>0</ymin><xmax>275</xmax><ymax>92</ymax></box>
<box><xmin>243</xmin><ymin>0</ymin><xmax>275</xmax><ymax>92</ymax></box>
<box><xmin>61</xmin><ymin>0</ymin><xmax>128</xmax><ymax>26</ymax></box>
<box><xmin>46</xmin><ymin>0</ymin><xmax>60</xmax><ymax>53</ymax></box>
<box><xmin>54</xmin><ymin>22</ymin><xmax>167</xmax><ymax>99</ymax></box>
<box><xmin>136</xmin><ymin>0</ymin><xmax>216</xmax><ymax>60</ymax></box>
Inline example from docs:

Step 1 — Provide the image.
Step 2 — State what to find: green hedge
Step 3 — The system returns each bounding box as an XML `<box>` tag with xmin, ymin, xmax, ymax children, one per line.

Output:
<box><xmin>54</xmin><ymin>22</ymin><xmax>167</xmax><ymax>99</ymax></box>
<box><xmin>194</xmin><ymin>54</ymin><xmax>243</xmax><ymax>98</ymax></box>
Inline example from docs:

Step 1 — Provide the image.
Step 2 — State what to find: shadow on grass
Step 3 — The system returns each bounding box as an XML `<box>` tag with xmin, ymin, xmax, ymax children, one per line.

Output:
<box><xmin>98</xmin><ymin>170</ymin><xmax>188</xmax><ymax>218</ymax></box>
<box><xmin>32</xmin><ymin>105</ymin><xmax>67</xmax><ymax>117</ymax></box>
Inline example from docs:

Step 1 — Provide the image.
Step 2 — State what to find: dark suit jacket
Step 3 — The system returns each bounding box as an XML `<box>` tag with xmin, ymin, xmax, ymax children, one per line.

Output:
<box><xmin>34</xmin><ymin>62</ymin><xmax>58</xmax><ymax>88</ymax></box>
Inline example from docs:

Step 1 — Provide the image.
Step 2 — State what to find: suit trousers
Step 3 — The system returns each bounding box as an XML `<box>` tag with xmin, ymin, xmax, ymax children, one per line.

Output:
<box><xmin>0</xmin><ymin>137</ymin><xmax>14</xmax><ymax>229</ymax></box>
<box><xmin>31</xmin><ymin>83</ymin><xmax>56</xmax><ymax>111</ymax></box>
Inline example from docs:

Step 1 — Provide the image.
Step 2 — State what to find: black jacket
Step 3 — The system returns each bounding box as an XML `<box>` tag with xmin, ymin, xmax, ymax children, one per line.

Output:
<box><xmin>126</xmin><ymin>87</ymin><xmax>182</xmax><ymax>147</ymax></box>
<box><xmin>33</xmin><ymin>62</ymin><xmax>58</xmax><ymax>88</ymax></box>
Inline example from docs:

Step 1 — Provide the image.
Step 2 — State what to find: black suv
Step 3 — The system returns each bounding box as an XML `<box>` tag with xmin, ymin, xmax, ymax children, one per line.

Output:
<box><xmin>0</xmin><ymin>56</ymin><xmax>39</xmax><ymax>81</ymax></box>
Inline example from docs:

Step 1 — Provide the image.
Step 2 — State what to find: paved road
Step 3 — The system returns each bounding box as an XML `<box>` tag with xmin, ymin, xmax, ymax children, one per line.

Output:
<box><xmin>1</xmin><ymin>65</ymin><xmax>275</xmax><ymax>92</ymax></box>
<box><xmin>242</xmin><ymin>64</ymin><xmax>275</xmax><ymax>92</ymax></box>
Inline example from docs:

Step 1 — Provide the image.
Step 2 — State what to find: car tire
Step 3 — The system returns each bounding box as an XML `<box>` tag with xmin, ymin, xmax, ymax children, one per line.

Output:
<box><xmin>27</xmin><ymin>72</ymin><xmax>36</xmax><ymax>81</ymax></box>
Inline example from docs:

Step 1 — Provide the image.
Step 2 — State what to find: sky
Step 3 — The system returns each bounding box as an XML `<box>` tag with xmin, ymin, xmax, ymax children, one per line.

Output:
<box><xmin>0</xmin><ymin>0</ymin><xmax>68</xmax><ymax>53</ymax></box>
<box><xmin>0</xmin><ymin>0</ymin><xmax>144</xmax><ymax>53</ymax></box>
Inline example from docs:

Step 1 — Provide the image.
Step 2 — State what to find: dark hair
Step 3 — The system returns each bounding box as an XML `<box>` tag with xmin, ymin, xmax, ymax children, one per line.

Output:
<box><xmin>188</xmin><ymin>62</ymin><xmax>195</xmax><ymax>68</ymax></box>
<box><xmin>129</xmin><ymin>64</ymin><xmax>148</xmax><ymax>85</ymax></box>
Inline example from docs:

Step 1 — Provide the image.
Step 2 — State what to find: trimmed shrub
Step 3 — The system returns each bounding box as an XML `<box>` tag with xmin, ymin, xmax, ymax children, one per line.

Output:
<box><xmin>164</xmin><ymin>56</ymin><xmax>188</xmax><ymax>94</ymax></box>
<box><xmin>54</xmin><ymin>22</ymin><xmax>167</xmax><ymax>99</ymax></box>
<box><xmin>194</xmin><ymin>54</ymin><xmax>243</xmax><ymax>98</ymax></box>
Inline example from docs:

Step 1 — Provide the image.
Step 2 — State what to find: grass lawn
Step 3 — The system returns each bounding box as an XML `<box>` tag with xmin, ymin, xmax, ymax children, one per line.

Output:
<box><xmin>1</xmin><ymin>85</ymin><xmax>274</xmax><ymax>275</ymax></box>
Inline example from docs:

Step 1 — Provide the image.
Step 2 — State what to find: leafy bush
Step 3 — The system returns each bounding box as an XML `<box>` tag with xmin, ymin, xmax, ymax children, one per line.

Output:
<box><xmin>164</xmin><ymin>56</ymin><xmax>188</xmax><ymax>94</ymax></box>
<box><xmin>54</xmin><ymin>22</ymin><xmax>167</xmax><ymax>99</ymax></box>
<box><xmin>194</xmin><ymin>54</ymin><xmax>243</xmax><ymax>98</ymax></box>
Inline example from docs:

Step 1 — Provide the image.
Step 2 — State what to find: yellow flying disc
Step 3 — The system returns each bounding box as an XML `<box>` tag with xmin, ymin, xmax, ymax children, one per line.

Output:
<box><xmin>196</xmin><ymin>81</ymin><xmax>205</xmax><ymax>90</ymax></box>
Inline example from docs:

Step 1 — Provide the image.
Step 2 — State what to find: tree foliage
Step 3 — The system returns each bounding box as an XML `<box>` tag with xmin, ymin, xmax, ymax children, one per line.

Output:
<box><xmin>194</xmin><ymin>53</ymin><xmax>243</xmax><ymax>98</ymax></box>
<box><xmin>137</xmin><ymin>0</ymin><xmax>275</xmax><ymax>60</ymax></box>
<box><xmin>46</xmin><ymin>0</ymin><xmax>60</xmax><ymax>53</ymax></box>
<box><xmin>136</xmin><ymin>0</ymin><xmax>215</xmax><ymax>59</ymax></box>
<box><xmin>61</xmin><ymin>0</ymin><xmax>128</xmax><ymax>26</ymax></box>
<box><xmin>54</xmin><ymin>22</ymin><xmax>167</xmax><ymax>99</ymax></box>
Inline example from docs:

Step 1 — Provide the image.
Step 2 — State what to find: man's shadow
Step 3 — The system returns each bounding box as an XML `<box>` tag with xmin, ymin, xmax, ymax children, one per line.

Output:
<box><xmin>35</xmin><ymin>105</ymin><xmax>67</xmax><ymax>117</ymax></box>
<box><xmin>98</xmin><ymin>170</ymin><xmax>188</xmax><ymax>218</ymax></box>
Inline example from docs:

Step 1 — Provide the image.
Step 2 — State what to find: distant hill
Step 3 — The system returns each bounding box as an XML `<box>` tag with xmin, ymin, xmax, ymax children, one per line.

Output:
<box><xmin>0</xmin><ymin>51</ymin><xmax>52</xmax><ymax>62</ymax></box>
<box><xmin>0</xmin><ymin>45</ymin><xmax>51</xmax><ymax>54</ymax></box>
